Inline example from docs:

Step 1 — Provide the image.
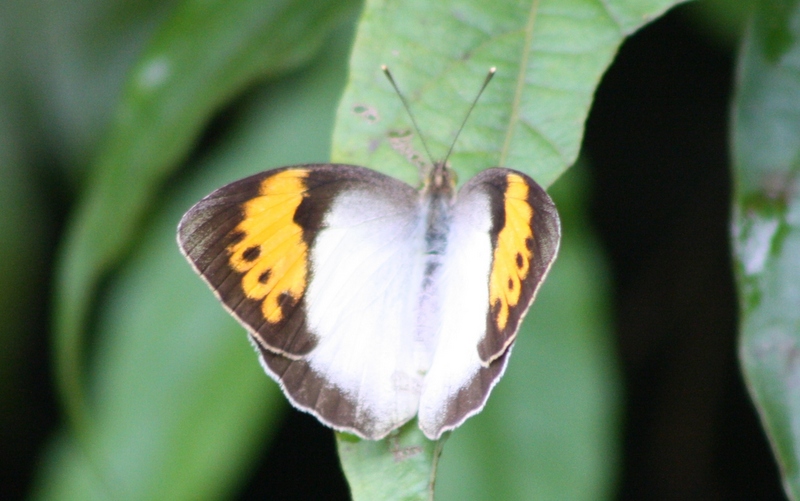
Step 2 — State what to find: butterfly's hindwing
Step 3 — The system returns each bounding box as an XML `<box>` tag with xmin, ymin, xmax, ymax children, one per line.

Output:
<box><xmin>255</xmin><ymin>341</ymin><xmax>367</xmax><ymax>436</ymax></box>
<box><xmin>289</xmin><ymin>169</ymin><xmax>426</xmax><ymax>439</ymax></box>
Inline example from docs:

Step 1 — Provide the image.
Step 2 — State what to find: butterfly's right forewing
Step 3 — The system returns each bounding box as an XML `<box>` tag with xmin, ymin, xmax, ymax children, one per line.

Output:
<box><xmin>417</xmin><ymin>168</ymin><xmax>560</xmax><ymax>439</ymax></box>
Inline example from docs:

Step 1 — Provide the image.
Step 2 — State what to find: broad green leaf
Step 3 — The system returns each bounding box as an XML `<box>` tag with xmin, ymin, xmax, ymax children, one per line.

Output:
<box><xmin>332</xmin><ymin>0</ymin><xmax>689</xmax><ymax>188</ymax></box>
<box><xmin>732</xmin><ymin>1</ymin><xmax>800</xmax><ymax>498</ymax></box>
<box><xmin>32</xmin><ymin>19</ymin><xmax>355</xmax><ymax>501</ymax></box>
<box><xmin>53</xmin><ymin>0</ymin><xmax>360</xmax><ymax>444</ymax></box>
<box><xmin>332</xmin><ymin>0</ymin><xmax>685</xmax><ymax>498</ymax></box>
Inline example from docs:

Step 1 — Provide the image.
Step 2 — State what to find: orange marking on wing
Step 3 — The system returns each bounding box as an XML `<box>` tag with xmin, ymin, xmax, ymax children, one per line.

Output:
<box><xmin>228</xmin><ymin>169</ymin><xmax>309</xmax><ymax>323</ymax></box>
<box><xmin>489</xmin><ymin>174</ymin><xmax>534</xmax><ymax>330</ymax></box>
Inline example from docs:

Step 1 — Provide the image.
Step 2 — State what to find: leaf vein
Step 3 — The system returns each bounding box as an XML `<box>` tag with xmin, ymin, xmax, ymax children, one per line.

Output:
<box><xmin>500</xmin><ymin>0</ymin><xmax>540</xmax><ymax>166</ymax></box>
<box><xmin>519</xmin><ymin>118</ymin><xmax>568</xmax><ymax>163</ymax></box>
<box><xmin>594</xmin><ymin>0</ymin><xmax>624</xmax><ymax>34</ymax></box>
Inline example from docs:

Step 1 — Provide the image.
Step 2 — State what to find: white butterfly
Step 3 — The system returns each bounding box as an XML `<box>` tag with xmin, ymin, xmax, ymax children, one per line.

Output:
<box><xmin>177</xmin><ymin>69</ymin><xmax>561</xmax><ymax>440</ymax></box>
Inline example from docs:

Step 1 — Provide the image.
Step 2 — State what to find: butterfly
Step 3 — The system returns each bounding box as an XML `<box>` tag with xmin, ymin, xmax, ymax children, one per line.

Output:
<box><xmin>177</xmin><ymin>67</ymin><xmax>561</xmax><ymax>440</ymax></box>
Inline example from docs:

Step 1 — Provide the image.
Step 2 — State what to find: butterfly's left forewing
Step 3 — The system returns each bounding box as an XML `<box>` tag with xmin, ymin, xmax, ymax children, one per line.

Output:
<box><xmin>179</xmin><ymin>164</ymin><xmax>429</xmax><ymax>440</ymax></box>
<box><xmin>179</xmin><ymin>167</ymin><xmax>321</xmax><ymax>357</ymax></box>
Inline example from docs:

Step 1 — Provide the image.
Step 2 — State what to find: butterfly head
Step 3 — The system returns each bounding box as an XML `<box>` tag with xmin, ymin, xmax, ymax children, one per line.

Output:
<box><xmin>382</xmin><ymin>65</ymin><xmax>494</xmax><ymax>197</ymax></box>
<box><xmin>426</xmin><ymin>160</ymin><xmax>457</xmax><ymax>198</ymax></box>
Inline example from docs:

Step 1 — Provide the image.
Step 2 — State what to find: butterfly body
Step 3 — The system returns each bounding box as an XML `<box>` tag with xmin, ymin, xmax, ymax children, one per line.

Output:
<box><xmin>178</xmin><ymin>161</ymin><xmax>559</xmax><ymax>440</ymax></box>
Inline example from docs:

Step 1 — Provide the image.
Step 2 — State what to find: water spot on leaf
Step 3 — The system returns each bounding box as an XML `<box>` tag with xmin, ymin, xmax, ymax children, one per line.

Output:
<box><xmin>388</xmin><ymin>435</ymin><xmax>423</xmax><ymax>462</ymax></box>
<box><xmin>352</xmin><ymin>104</ymin><xmax>379</xmax><ymax>123</ymax></box>
<box><xmin>388</xmin><ymin>129</ymin><xmax>427</xmax><ymax>170</ymax></box>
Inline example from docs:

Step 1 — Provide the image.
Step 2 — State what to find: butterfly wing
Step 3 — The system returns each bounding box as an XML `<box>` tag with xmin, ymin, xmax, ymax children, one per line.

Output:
<box><xmin>178</xmin><ymin>164</ymin><xmax>427</xmax><ymax>439</ymax></box>
<box><xmin>179</xmin><ymin>167</ymin><xmax>319</xmax><ymax>356</ymax></box>
<box><xmin>418</xmin><ymin>168</ymin><xmax>561</xmax><ymax>439</ymax></box>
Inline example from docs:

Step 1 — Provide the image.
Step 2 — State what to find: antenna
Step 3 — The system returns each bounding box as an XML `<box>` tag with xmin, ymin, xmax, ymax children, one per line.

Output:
<box><xmin>382</xmin><ymin>65</ymin><xmax>436</xmax><ymax>165</ymax></box>
<box><xmin>381</xmin><ymin>65</ymin><xmax>496</xmax><ymax>168</ymax></box>
<box><xmin>443</xmin><ymin>67</ymin><xmax>495</xmax><ymax>166</ymax></box>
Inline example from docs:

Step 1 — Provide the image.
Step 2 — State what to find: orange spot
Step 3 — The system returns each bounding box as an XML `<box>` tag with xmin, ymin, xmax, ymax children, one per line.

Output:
<box><xmin>228</xmin><ymin>170</ymin><xmax>309</xmax><ymax>323</ymax></box>
<box><xmin>489</xmin><ymin>174</ymin><xmax>534</xmax><ymax>330</ymax></box>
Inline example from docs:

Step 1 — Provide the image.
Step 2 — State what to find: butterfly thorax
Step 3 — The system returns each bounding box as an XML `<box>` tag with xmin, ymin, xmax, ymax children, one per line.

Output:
<box><xmin>421</xmin><ymin>161</ymin><xmax>456</xmax><ymax>252</ymax></box>
<box><xmin>414</xmin><ymin>161</ymin><xmax>456</xmax><ymax>370</ymax></box>
<box><xmin>419</xmin><ymin>161</ymin><xmax>457</xmax><ymax>271</ymax></box>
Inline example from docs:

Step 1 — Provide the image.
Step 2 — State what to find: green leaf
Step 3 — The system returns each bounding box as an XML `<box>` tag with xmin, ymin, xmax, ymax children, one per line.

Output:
<box><xmin>0</xmin><ymin>0</ymin><xmax>184</xmax><ymax>173</ymax></box>
<box><xmin>33</xmin><ymin>15</ymin><xmax>356</xmax><ymax>501</ymax></box>
<box><xmin>53</xmin><ymin>0</ymin><xmax>359</xmax><ymax>447</ymax></box>
<box><xmin>732</xmin><ymin>1</ymin><xmax>800</xmax><ymax>498</ymax></box>
<box><xmin>331</xmin><ymin>0</ymin><xmax>685</xmax><ymax>498</ymax></box>
<box><xmin>337</xmin><ymin>425</ymin><xmax>448</xmax><ymax>501</ymax></box>
<box><xmin>332</xmin><ymin>0</ymin><xmax>689</xmax><ymax>187</ymax></box>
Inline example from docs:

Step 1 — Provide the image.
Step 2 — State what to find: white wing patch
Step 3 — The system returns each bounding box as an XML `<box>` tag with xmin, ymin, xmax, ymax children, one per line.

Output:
<box><xmin>305</xmin><ymin>188</ymin><xmax>428</xmax><ymax>437</ymax></box>
<box><xmin>294</xmin><ymin>182</ymin><xmax>507</xmax><ymax>440</ymax></box>
<box><xmin>418</xmin><ymin>189</ymin><xmax>495</xmax><ymax>438</ymax></box>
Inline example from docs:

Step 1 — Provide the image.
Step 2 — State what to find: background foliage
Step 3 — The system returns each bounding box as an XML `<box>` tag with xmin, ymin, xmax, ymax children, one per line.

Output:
<box><xmin>0</xmin><ymin>0</ymin><xmax>796</xmax><ymax>499</ymax></box>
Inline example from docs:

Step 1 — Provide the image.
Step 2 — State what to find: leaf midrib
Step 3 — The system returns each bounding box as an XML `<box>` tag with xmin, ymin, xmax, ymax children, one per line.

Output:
<box><xmin>499</xmin><ymin>0</ymin><xmax>540</xmax><ymax>167</ymax></box>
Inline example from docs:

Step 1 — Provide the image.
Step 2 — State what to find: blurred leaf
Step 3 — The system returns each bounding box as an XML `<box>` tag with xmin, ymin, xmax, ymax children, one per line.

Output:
<box><xmin>331</xmin><ymin>0</ymin><xmax>683</xmax><ymax>498</ymax></box>
<box><xmin>0</xmin><ymin>89</ymin><xmax>51</xmax><ymax>489</ymax></box>
<box><xmin>33</xmin><ymin>15</ymin><xmax>356</xmax><ymax>501</ymax></box>
<box><xmin>685</xmin><ymin>0</ymin><xmax>755</xmax><ymax>48</ymax></box>
<box><xmin>53</xmin><ymin>0</ymin><xmax>360</xmax><ymax>446</ymax></box>
<box><xmin>435</xmin><ymin>163</ymin><xmax>620</xmax><ymax>501</ymax></box>
<box><xmin>0</xmin><ymin>94</ymin><xmax>43</xmax><ymax>387</ymax></box>
<box><xmin>0</xmin><ymin>0</ymin><xmax>180</xmax><ymax>173</ymax></box>
<box><xmin>732</xmin><ymin>0</ymin><xmax>800</xmax><ymax>498</ymax></box>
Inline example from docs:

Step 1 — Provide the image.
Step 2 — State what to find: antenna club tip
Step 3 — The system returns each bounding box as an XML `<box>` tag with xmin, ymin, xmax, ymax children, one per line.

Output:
<box><xmin>381</xmin><ymin>64</ymin><xmax>388</xmax><ymax>71</ymax></box>
<box><xmin>489</xmin><ymin>67</ymin><xmax>496</xmax><ymax>73</ymax></box>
